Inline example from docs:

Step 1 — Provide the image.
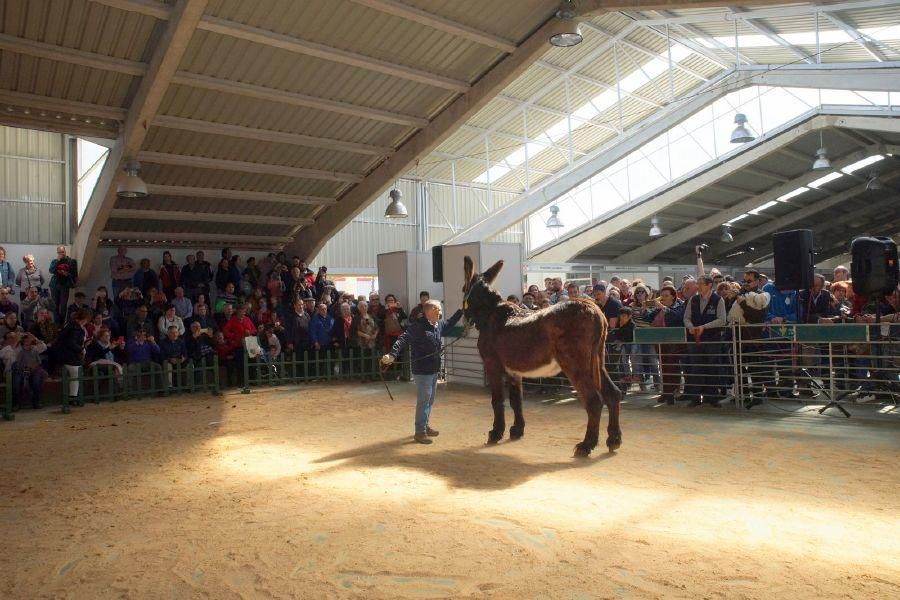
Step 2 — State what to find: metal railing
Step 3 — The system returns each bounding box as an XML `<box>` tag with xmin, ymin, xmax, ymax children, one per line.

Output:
<box><xmin>625</xmin><ymin>323</ymin><xmax>900</xmax><ymax>414</ymax></box>
<box><xmin>61</xmin><ymin>357</ymin><xmax>221</xmax><ymax>413</ymax></box>
<box><xmin>242</xmin><ymin>348</ymin><xmax>411</xmax><ymax>392</ymax></box>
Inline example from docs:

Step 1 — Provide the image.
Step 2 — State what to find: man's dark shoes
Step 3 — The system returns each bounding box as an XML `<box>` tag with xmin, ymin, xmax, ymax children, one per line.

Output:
<box><xmin>414</xmin><ymin>432</ymin><xmax>433</xmax><ymax>444</ymax></box>
<box><xmin>426</xmin><ymin>426</ymin><xmax>439</xmax><ymax>437</ymax></box>
<box><xmin>687</xmin><ymin>397</ymin><xmax>702</xmax><ymax>407</ymax></box>
<box><xmin>659</xmin><ymin>394</ymin><xmax>675</xmax><ymax>405</ymax></box>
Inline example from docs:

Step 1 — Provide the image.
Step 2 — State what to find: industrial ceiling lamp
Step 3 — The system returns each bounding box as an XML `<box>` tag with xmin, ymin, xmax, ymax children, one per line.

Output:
<box><xmin>546</xmin><ymin>205</ymin><xmax>564</xmax><ymax>228</ymax></box>
<box><xmin>648</xmin><ymin>216</ymin><xmax>663</xmax><ymax>238</ymax></box>
<box><xmin>549</xmin><ymin>0</ymin><xmax>583</xmax><ymax>47</ymax></box>
<box><xmin>730</xmin><ymin>113</ymin><xmax>755</xmax><ymax>143</ymax></box>
<box><xmin>866</xmin><ymin>172</ymin><xmax>883</xmax><ymax>191</ymax></box>
<box><xmin>812</xmin><ymin>132</ymin><xmax>831</xmax><ymax>171</ymax></box>
<box><xmin>720</xmin><ymin>224</ymin><xmax>734</xmax><ymax>243</ymax></box>
<box><xmin>116</xmin><ymin>161</ymin><xmax>148</xmax><ymax>198</ymax></box>
<box><xmin>384</xmin><ymin>188</ymin><xmax>408</xmax><ymax>218</ymax></box>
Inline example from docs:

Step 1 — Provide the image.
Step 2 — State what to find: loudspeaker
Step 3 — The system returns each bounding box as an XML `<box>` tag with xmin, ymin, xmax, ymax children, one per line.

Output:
<box><xmin>851</xmin><ymin>236</ymin><xmax>899</xmax><ymax>296</ymax></box>
<box><xmin>773</xmin><ymin>229</ymin><xmax>815</xmax><ymax>290</ymax></box>
<box><xmin>432</xmin><ymin>245</ymin><xmax>443</xmax><ymax>283</ymax></box>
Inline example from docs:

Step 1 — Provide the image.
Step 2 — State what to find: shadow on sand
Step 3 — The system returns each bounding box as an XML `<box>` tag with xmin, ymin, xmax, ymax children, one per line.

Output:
<box><xmin>312</xmin><ymin>437</ymin><xmax>613</xmax><ymax>491</ymax></box>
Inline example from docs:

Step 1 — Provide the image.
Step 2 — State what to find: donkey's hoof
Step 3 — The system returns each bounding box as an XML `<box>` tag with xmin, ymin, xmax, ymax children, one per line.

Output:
<box><xmin>573</xmin><ymin>442</ymin><xmax>592</xmax><ymax>458</ymax></box>
<box><xmin>509</xmin><ymin>425</ymin><xmax>524</xmax><ymax>440</ymax></box>
<box><xmin>606</xmin><ymin>435</ymin><xmax>622</xmax><ymax>452</ymax></box>
<box><xmin>486</xmin><ymin>430</ymin><xmax>503</xmax><ymax>445</ymax></box>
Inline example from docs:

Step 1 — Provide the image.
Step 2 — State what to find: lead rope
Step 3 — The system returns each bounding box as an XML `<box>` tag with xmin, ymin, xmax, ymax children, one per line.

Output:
<box><xmin>379</xmin><ymin>303</ymin><xmax>473</xmax><ymax>401</ymax></box>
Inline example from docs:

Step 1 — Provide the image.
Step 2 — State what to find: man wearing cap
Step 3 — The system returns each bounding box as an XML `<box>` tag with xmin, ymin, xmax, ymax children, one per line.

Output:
<box><xmin>381</xmin><ymin>299</ymin><xmax>462</xmax><ymax>444</ymax></box>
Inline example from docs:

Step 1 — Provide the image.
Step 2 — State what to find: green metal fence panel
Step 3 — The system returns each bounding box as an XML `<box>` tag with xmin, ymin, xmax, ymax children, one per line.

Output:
<box><xmin>634</xmin><ymin>327</ymin><xmax>687</xmax><ymax>344</ymax></box>
<box><xmin>795</xmin><ymin>324</ymin><xmax>869</xmax><ymax>343</ymax></box>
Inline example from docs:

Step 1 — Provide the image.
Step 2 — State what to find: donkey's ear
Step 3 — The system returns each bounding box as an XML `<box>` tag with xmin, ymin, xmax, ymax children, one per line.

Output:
<box><xmin>463</xmin><ymin>255</ymin><xmax>474</xmax><ymax>285</ymax></box>
<box><xmin>483</xmin><ymin>259</ymin><xmax>504</xmax><ymax>284</ymax></box>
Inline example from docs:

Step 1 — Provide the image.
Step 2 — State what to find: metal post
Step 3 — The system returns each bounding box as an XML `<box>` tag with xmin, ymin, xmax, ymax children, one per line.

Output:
<box><xmin>614</xmin><ymin>43</ymin><xmax>624</xmax><ymax>132</ymax></box>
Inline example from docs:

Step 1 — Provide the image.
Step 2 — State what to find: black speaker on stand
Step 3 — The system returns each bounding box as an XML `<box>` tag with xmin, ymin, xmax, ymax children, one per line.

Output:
<box><xmin>773</xmin><ymin>229</ymin><xmax>815</xmax><ymax>290</ymax></box>
<box><xmin>432</xmin><ymin>246</ymin><xmax>444</xmax><ymax>283</ymax></box>
<box><xmin>847</xmin><ymin>236</ymin><xmax>900</xmax><ymax>409</ymax></box>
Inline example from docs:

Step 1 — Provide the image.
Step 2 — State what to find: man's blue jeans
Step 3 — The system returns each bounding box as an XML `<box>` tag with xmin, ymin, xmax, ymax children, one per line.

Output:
<box><xmin>414</xmin><ymin>372</ymin><xmax>439</xmax><ymax>433</ymax></box>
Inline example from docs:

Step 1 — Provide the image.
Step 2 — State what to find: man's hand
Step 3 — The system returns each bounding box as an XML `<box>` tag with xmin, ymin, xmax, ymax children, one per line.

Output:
<box><xmin>381</xmin><ymin>354</ymin><xmax>395</xmax><ymax>366</ymax></box>
<box><xmin>770</xmin><ymin>317</ymin><xmax>784</xmax><ymax>324</ymax></box>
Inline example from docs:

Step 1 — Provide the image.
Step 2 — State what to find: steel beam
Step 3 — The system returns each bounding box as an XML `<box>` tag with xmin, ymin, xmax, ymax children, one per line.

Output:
<box><xmin>447</xmin><ymin>69</ymin><xmax>740</xmax><ymax>246</ymax></box>
<box><xmin>101</xmin><ymin>231</ymin><xmax>292</xmax><ymax>244</ymax></box>
<box><xmin>628</xmin><ymin>0</ymin><xmax>900</xmax><ymax>26</ymax></box>
<box><xmin>281</xmin><ymin>15</ymin><xmax>572</xmax><ymax>260</ymax></box>
<box><xmin>151</xmin><ymin>115</ymin><xmax>394</xmax><ymax>156</ymax></box>
<box><xmin>145</xmin><ymin>184</ymin><xmax>336</xmax><ymax>205</ymax></box>
<box><xmin>73</xmin><ymin>0</ymin><xmax>210</xmax><ymax>279</ymax></box>
<box><xmin>611</xmin><ymin>144</ymin><xmax>880</xmax><ymax>264</ymax></box>
<box><xmin>345</xmin><ymin>0</ymin><xmax>518</xmax><ymax>53</ymax></box>
<box><xmin>109</xmin><ymin>208</ymin><xmax>314</xmax><ymax>226</ymax></box>
<box><xmin>169</xmin><ymin>71</ymin><xmax>428</xmax><ymax>128</ymax></box>
<box><xmin>197</xmin><ymin>17</ymin><xmax>470</xmax><ymax>93</ymax></box>
<box><xmin>823</xmin><ymin>13</ymin><xmax>889</xmax><ymax>62</ymax></box>
<box><xmin>446</xmin><ymin>66</ymin><xmax>900</xmax><ymax>247</ymax></box>
<box><xmin>527</xmin><ymin>113</ymin><xmax>857</xmax><ymax>262</ymax></box>
<box><xmin>0</xmin><ymin>33</ymin><xmax>147</xmax><ymax>76</ymax></box>
<box><xmin>136</xmin><ymin>151</ymin><xmax>364</xmax><ymax>183</ymax></box>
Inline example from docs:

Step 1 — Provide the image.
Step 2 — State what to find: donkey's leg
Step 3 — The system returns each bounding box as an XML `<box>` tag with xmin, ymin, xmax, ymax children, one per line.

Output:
<box><xmin>484</xmin><ymin>360</ymin><xmax>506</xmax><ymax>444</ymax></box>
<box><xmin>601</xmin><ymin>366</ymin><xmax>623</xmax><ymax>451</ymax></box>
<box><xmin>507</xmin><ymin>376</ymin><xmax>525</xmax><ymax>439</ymax></box>
<box><xmin>571</xmin><ymin>376</ymin><xmax>603</xmax><ymax>458</ymax></box>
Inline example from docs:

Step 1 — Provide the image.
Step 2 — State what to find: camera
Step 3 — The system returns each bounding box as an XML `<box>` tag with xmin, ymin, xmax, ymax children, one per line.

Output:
<box><xmin>696</xmin><ymin>243</ymin><xmax>709</xmax><ymax>256</ymax></box>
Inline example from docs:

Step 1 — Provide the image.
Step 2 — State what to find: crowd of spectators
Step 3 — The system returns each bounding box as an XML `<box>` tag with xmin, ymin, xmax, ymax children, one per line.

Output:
<box><xmin>0</xmin><ymin>245</ymin><xmax>418</xmax><ymax>410</ymax></box>
<box><xmin>2</xmin><ymin>242</ymin><xmax>896</xmax><ymax>412</ymax></box>
<box><xmin>513</xmin><ymin>249</ymin><xmax>899</xmax><ymax>407</ymax></box>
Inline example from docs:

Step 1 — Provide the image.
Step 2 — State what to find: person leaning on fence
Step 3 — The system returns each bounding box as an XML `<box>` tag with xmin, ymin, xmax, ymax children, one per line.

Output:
<box><xmin>381</xmin><ymin>299</ymin><xmax>463</xmax><ymax>445</ymax></box>
<box><xmin>682</xmin><ymin>275</ymin><xmax>727</xmax><ymax>407</ymax></box>
<box><xmin>222</xmin><ymin>304</ymin><xmax>257</xmax><ymax>385</ymax></box>
<box><xmin>727</xmin><ymin>270</ymin><xmax>771</xmax><ymax>407</ymax></box>
<box><xmin>644</xmin><ymin>286</ymin><xmax>686</xmax><ymax>405</ymax></box>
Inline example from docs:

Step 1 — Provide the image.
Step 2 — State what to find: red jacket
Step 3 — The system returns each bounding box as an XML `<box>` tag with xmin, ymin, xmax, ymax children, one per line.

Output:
<box><xmin>222</xmin><ymin>315</ymin><xmax>257</xmax><ymax>353</ymax></box>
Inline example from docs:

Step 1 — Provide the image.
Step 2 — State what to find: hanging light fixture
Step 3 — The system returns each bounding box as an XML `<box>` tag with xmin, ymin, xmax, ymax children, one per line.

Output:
<box><xmin>812</xmin><ymin>131</ymin><xmax>831</xmax><ymax>171</ymax></box>
<box><xmin>649</xmin><ymin>216</ymin><xmax>663</xmax><ymax>238</ymax></box>
<box><xmin>549</xmin><ymin>0</ymin><xmax>583</xmax><ymax>47</ymax></box>
<box><xmin>384</xmin><ymin>188</ymin><xmax>408</xmax><ymax>218</ymax></box>
<box><xmin>720</xmin><ymin>224</ymin><xmax>734</xmax><ymax>243</ymax></box>
<box><xmin>866</xmin><ymin>172</ymin><xmax>883</xmax><ymax>191</ymax></box>
<box><xmin>116</xmin><ymin>161</ymin><xmax>148</xmax><ymax>198</ymax></box>
<box><xmin>546</xmin><ymin>205</ymin><xmax>564</xmax><ymax>228</ymax></box>
<box><xmin>730</xmin><ymin>113</ymin><xmax>755</xmax><ymax>143</ymax></box>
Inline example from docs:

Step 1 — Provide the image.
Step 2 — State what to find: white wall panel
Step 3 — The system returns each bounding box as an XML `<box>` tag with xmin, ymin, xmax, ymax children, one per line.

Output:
<box><xmin>0</xmin><ymin>125</ymin><xmax>66</xmax><ymax>244</ymax></box>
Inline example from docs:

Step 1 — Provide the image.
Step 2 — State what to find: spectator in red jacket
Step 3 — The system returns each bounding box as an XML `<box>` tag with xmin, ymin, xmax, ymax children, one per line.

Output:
<box><xmin>223</xmin><ymin>304</ymin><xmax>257</xmax><ymax>353</ymax></box>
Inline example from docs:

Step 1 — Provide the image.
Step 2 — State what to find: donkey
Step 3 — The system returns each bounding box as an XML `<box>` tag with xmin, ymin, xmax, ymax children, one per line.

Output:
<box><xmin>462</xmin><ymin>256</ymin><xmax>622</xmax><ymax>457</ymax></box>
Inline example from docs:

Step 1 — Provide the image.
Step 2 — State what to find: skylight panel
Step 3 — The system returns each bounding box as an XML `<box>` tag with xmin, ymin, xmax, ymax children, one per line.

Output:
<box><xmin>776</xmin><ymin>187</ymin><xmax>809</xmax><ymax>202</ymax></box>
<box><xmin>726</xmin><ymin>213</ymin><xmax>749</xmax><ymax>225</ymax></box>
<box><xmin>749</xmin><ymin>200</ymin><xmax>779</xmax><ymax>215</ymax></box>
<box><xmin>808</xmin><ymin>172</ymin><xmax>844</xmax><ymax>188</ymax></box>
<box><xmin>842</xmin><ymin>155</ymin><xmax>884</xmax><ymax>174</ymax></box>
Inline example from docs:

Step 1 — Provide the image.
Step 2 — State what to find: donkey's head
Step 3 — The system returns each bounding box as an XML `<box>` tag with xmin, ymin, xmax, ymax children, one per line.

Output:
<box><xmin>462</xmin><ymin>256</ymin><xmax>504</xmax><ymax>328</ymax></box>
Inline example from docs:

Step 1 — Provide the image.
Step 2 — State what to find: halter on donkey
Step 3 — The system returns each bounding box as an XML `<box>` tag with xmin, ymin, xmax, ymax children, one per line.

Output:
<box><xmin>462</xmin><ymin>256</ymin><xmax>622</xmax><ymax>457</ymax></box>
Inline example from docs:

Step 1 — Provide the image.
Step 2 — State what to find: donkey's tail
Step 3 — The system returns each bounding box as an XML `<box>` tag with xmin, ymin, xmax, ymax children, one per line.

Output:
<box><xmin>594</xmin><ymin>311</ymin><xmax>623</xmax><ymax>404</ymax></box>
<box><xmin>591</xmin><ymin>312</ymin><xmax>604</xmax><ymax>391</ymax></box>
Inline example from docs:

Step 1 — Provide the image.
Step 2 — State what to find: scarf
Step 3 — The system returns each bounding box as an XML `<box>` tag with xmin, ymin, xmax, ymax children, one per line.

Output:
<box><xmin>343</xmin><ymin>316</ymin><xmax>352</xmax><ymax>338</ymax></box>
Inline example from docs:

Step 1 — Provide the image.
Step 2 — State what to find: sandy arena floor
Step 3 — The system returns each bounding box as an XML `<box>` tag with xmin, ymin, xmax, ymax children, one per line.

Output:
<box><xmin>1</xmin><ymin>382</ymin><xmax>898</xmax><ymax>599</ymax></box>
